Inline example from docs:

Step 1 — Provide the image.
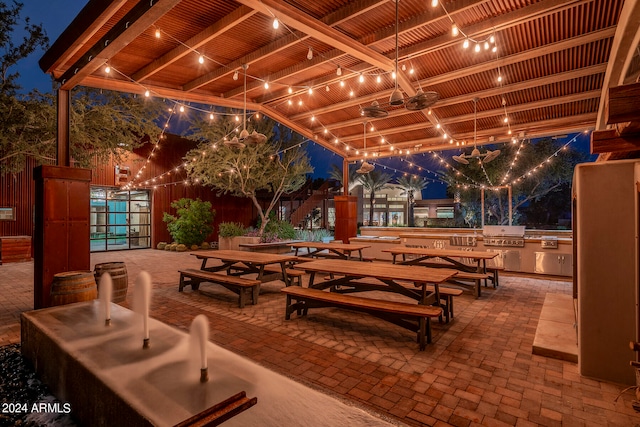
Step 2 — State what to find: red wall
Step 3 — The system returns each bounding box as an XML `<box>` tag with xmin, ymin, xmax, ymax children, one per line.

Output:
<box><xmin>1</xmin><ymin>134</ymin><xmax>256</xmax><ymax>246</ymax></box>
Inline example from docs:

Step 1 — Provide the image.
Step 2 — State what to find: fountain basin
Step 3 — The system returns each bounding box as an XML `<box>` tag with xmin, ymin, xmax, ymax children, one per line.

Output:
<box><xmin>21</xmin><ymin>301</ymin><xmax>397</xmax><ymax>426</ymax></box>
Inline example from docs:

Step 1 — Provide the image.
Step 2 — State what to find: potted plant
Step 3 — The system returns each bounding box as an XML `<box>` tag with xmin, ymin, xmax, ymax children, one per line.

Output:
<box><xmin>218</xmin><ymin>222</ymin><xmax>257</xmax><ymax>250</ymax></box>
<box><xmin>162</xmin><ymin>198</ymin><xmax>215</xmax><ymax>249</ymax></box>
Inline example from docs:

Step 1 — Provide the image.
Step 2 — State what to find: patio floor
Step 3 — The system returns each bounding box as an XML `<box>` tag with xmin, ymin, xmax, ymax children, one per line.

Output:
<box><xmin>1</xmin><ymin>249</ymin><xmax>639</xmax><ymax>426</ymax></box>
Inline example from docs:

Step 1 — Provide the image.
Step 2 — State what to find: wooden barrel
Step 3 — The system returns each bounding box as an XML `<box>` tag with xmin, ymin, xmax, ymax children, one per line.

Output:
<box><xmin>94</xmin><ymin>262</ymin><xmax>129</xmax><ymax>303</ymax></box>
<box><xmin>50</xmin><ymin>271</ymin><xmax>98</xmax><ymax>307</ymax></box>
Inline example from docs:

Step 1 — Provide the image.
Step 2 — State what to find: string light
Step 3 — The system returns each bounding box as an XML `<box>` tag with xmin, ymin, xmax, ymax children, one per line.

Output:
<box><xmin>272</xmin><ymin>18</ymin><xmax>279</xmax><ymax>29</ymax></box>
<box><xmin>307</xmin><ymin>47</ymin><xmax>313</xmax><ymax>60</ymax></box>
<box><xmin>233</xmin><ymin>70</ymin><xmax>238</xmax><ymax>80</ymax></box>
<box><xmin>198</xmin><ymin>54</ymin><xmax>204</xmax><ymax>64</ymax></box>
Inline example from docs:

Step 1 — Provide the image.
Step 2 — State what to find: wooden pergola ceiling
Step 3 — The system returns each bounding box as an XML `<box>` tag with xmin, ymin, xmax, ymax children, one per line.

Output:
<box><xmin>40</xmin><ymin>0</ymin><xmax>640</xmax><ymax>162</ymax></box>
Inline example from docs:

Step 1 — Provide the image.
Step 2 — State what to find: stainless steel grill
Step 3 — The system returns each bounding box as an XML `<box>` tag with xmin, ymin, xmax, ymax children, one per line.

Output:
<box><xmin>483</xmin><ymin>226</ymin><xmax>526</xmax><ymax>247</ymax></box>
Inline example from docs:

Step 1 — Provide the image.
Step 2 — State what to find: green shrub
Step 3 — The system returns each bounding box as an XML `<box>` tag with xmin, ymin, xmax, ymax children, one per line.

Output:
<box><xmin>218</xmin><ymin>222</ymin><xmax>247</xmax><ymax>237</ymax></box>
<box><xmin>254</xmin><ymin>213</ymin><xmax>295</xmax><ymax>242</ymax></box>
<box><xmin>295</xmin><ymin>228</ymin><xmax>332</xmax><ymax>242</ymax></box>
<box><xmin>162</xmin><ymin>198</ymin><xmax>215</xmax><ymax>246</ymax></box>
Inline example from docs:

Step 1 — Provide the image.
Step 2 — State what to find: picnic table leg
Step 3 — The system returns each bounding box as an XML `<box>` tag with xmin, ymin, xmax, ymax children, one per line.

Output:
<box><xmin>280</xmin><ymin>262</ymin><xmax>291</xmax><ymax>287</ymax></box>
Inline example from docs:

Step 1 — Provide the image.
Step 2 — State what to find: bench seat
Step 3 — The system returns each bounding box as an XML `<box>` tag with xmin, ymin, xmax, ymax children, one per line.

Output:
<box><xmin>281</xmin><ymin>287</ymin><xmax>442</xmax><ymax>350</ymax></box>
<box><xmin>446</xmin><ymin>271</ymin><xmax>490</xmax><ymax>298</ymax></box>
<box><xmin>179</xmin><ymin>269</ymin><xmax>260</xmax><ymax>308</ymax></box>
<box><xmin>263</xmin><ymin>265</ymin><xmax>305</xmax><ymax>286</ymax></box>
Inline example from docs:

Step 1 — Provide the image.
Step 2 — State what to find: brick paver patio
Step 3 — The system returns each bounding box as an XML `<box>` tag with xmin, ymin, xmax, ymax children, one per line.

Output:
<box><xmin>1</xmin><ymin>249</ymin><xmax>639</xmax><ymax>426</ymax></box>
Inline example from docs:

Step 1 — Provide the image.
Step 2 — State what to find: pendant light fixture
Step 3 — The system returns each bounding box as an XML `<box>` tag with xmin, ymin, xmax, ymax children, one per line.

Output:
<box><xmin>356</xmin><ymin>121</ymin><xmax>375</xmax><ymax>174</ymax></box>
<box><xmin>453</xmin><ymin>98</ymin><xmax>500</xmax><ymax>164</ymax></box>
<box><xmin>225</xmin><ymin>64</ymin><xmax>267</xmax><ymax>148</ymax></box>
<box><xmin>389</xmin><ymin>0</ymin><xmax>404</xmax><ymax>106</ymax></box>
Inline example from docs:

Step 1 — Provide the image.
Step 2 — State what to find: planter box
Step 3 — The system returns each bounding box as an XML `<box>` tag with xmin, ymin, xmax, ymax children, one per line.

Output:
<box><xmin>218</xmin><ymin>236</ymin><xmax>260</xmax><ymax>251</ymax></box>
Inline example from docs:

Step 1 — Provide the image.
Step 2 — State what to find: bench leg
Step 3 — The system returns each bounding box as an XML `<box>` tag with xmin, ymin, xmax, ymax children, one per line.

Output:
<box><xmin>238</xmin><ymin>289</ymin><xmax>246</xmax><ymax>309</ymax></box>
<box><xmin>449</xmin><ymin>296</ymin><xmax>454</xmax><ymax>320</ymax></box>
<box><xmin>475</xmin><ymin>279</ymin><xmax>481</xmax><ymax>298</ymax></box>
<box><xmin>252</xmin><ymin>284</ymin><xmax>260</xmax><ymax>305</ymax></box>
<box><xmin>179</xmin><ymin>274</ymin><xmax>200</xmax><ymax>292</ymax></box>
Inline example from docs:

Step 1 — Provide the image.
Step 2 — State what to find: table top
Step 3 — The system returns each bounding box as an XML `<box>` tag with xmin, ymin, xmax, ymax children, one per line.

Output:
<box><xmin>191</xmin><ymin>250</ymin><xmax>297</xmax><ymax>265</ymax></box>
<box><xmin>382</xmin><ymin>247</ymin><xmax>499</xmax><ymax>260</ymax></box>
<box><xmin>294</xmin><ymin>259</ymin><xmax>457</xmax><ymax>284</ymax></box>
<box><xmin>290</xmin><ymin>241</ymin><xmax>371</xmax><ymax>251</ymax></box>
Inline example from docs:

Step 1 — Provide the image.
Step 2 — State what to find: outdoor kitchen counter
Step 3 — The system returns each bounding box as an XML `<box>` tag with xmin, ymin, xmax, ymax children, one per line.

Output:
<box><xmin>359</xmin><ymin>227</ymin><xmax>573</xmax><ymax>277</ymax></box>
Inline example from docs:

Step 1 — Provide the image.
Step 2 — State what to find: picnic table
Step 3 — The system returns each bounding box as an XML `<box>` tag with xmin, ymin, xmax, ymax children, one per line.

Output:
<box><xmin>286</xmin><ymin>259</ymin><xmax>458</xmax><ymax>349</ymax></box>
<box><xmin>290</xmin><ymin>241</ymin><xmax>371</xmax><ymax>261</ymax></box>
<box><xmin>294</xmin><ymin>259</ymin><xmax>457</xmax><ymax>306</ymax></box>
<box><xmin>191</xmin><ymin>250</ymin><xmax>298</xmax><ymax>286</ymax></box>
<box><xmin>383</xmin><ymin>247</ymin><xmax>498</xmax><ymax>274</ymax></box>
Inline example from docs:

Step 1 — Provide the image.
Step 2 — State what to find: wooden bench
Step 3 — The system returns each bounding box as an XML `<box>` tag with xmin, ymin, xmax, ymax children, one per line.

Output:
<box><xmin>446</xmin><ymin>271</ymin><xmax>490</xmax><ymax>298</ymax></box>
<box><xmin>238</xmin><ymin>240</ymin><xmax>301</xmax><ymax>254</ymax></box>
<box><xmin>281</xmin><ymin>287</ymin><xmax>443</xmax><ymax>350</ymax></box>
<box><xmin>485</xmin><ymin>265</ymin><xmax>504</xmax><ymax>287</ymax></box>
<box><xmin>426</xmin><ymin>285</ymin><xmax>463</xmax><ymax>323</ymax></box>
<box><xmin>178</xmin><ymin>269</ymin><xmax>261</xmax><ymax>308</ymax></box>
<box><xmin>263</xmin><ymin>265</ymin><xmax>305</xmax><ymax>286</ymax></box>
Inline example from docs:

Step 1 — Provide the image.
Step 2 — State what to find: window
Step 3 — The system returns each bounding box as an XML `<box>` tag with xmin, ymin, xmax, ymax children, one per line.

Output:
<box><xmin>90</xmin><ymin>187</ymin><xmax>151</xmax><ymax>252</ymax></box>
<box><xmin>436</xmin><ymin>207</ymin><xmax>454</xmax><ymax>219</ymax></box>
<box><xmin>0</xmin><ymin>207</ymin><xmax>15</xmax><ymax>221</ymax></box>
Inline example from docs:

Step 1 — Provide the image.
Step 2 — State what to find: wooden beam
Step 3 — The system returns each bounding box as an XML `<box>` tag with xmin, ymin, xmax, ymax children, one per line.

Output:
<box><xmin>607</xmin><ymin>81</ymin><xmax>640</xmax><ymax>125</ymax></box>
<box><xmin>132</xmin><ymin>6</ymin><xmax>258</xmax><ymax>82</ymax></box>
<box><xmin>58</xmin><ymin>0</ymin><xmax>182</xmax><ymax>90</ymax></box>
<box><xmin>289</xmin><ymin>27</ymin><xmax>616</xmax><ymax>121</ymax></box>
<box><xmin>39</xmin><ymin>0</ymin><xmax>127</xmax><ymax>76</ymax></box>
<box><xmin>183</xmin><ymin>0</ymin><xmax>384</xmax><ymax>92</ymax></box>
<box><xmin>56</xmin><ymin>89</ymin><xmax>70</xmax><ymax>167</ymax></box>
<box><xmin>591</xmin><ymin>128</ymin><xmax>640</xmax><ymax>154</ymax></box>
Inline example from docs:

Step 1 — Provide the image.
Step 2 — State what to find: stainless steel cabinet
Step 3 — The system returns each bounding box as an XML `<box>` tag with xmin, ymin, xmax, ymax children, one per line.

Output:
<box><xmin>534</xmin><ymin>252</ymin><xmax>572</xmax><ymax>276</ymax></box>
<box><xmin>486</xmin><ymin>249</ymin><xmax>521</xmax><ymax>272</ymax></box>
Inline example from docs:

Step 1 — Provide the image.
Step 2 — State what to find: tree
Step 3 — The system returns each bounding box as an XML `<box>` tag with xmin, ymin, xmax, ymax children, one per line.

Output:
<box><xmin>163</xmin><ymin>198</ymin><xmax>215</xmax><ymax>246</ymax></box>
<box><xmin>396</xmin><ymin>175</ymin><xmax>427</xmax><ymax>227</ymax></box>
<box><xmin>0</xmin><ymin>3</ymin><xmax>165</xmax><ymax>174</ymax></box>
<box><xmin>441</xmin><ymin>137</ymin><xmax>588</xmax><ymax>227</ymax></box>
<box><xmin>358</xmin><ymin>169</ymin><xmax>393</xmax><ymax>226</ymax></box>
<box><xmin>183</xmin><ymin>113</ymin><xmax>313</xmax><ymax>236</ymax></box>
<box><xmin>328</xmin><ymin>163</ymin><xmax>360</xmax><ymax>194</ymax></box>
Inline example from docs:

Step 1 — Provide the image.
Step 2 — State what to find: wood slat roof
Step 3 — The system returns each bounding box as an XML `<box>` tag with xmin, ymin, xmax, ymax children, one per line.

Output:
<box><xmin>40</xmin><ymin>0</ymin><xmax>640</xmax><ymax>161</ymax></box>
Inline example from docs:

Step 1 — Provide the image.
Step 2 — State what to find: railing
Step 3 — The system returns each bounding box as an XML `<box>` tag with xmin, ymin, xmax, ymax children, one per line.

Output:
<box><xmin>289</xmin><ymin>181</ymin><xmax>333</xmax><ymax>227</ymax></box>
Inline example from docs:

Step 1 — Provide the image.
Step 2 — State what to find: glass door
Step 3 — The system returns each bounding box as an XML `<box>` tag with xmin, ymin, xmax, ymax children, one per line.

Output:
<box><xmin>90</xmin><ymin>187</ymin><xmax>151</xmax><ymax>252</ymax></box>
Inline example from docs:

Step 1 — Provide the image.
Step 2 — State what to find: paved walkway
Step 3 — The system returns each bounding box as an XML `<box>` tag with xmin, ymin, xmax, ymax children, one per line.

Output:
<box><xmin>2</xmin><ymin>249</ymin><xmax>640</xmax><ymax>426</ymax></box>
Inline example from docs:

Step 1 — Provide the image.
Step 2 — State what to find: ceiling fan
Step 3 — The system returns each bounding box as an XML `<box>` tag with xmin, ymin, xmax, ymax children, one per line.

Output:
<box><xmin>360</xmin><ymin>1</ymin><xmax>438</xmax><ymax>118</ymax></box>
<box><xmin>224</xmin><ymin>64</ymin><xmax>267</xmax><ymax>148</ymax></box>
<box><xmin>452</xmin><ymin>98</ymin><xmax>500</xmax><ymax>164</ymax></box>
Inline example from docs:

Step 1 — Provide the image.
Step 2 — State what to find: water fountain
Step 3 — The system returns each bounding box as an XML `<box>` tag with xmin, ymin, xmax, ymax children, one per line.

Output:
<box><xmin>21</xmin><ymin>271</ymin><xmax>396</xmax><ymax>426</ymax></box>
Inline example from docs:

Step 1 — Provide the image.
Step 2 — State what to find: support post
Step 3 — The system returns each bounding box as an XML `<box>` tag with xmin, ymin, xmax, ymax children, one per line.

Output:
<box><xmin>342</xmin><ymin>158</ymin><xmax>349</xmax><ymax>195</ymax></box>
<box><xmin>57</xmin><ymin>89</ymin><xmax>70</xmax><ymax>167</ymax></box>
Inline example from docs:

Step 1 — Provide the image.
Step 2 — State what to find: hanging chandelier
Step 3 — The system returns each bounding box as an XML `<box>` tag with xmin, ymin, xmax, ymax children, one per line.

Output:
<box><xmin>224</xmin><ymin>64</ymin><xmax>267</xmax><ymax>149</ymax></box>
<box><xmin>452</xmin><ymin>98</ymin><xmax>500</xmax><ymax>164</ymax></box>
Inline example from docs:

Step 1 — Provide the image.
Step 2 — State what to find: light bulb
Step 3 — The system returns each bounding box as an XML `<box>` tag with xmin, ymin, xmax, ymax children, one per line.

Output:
<box><xmin>474</xmin><ymin>43</ymin><xmax>480</xmax><ymax>53</ymax></box>
<box><xmin>298</xmin><ymin>100</ymin><xmax>302</xmax><ymax>106</ymax></box>
<box><xmin>104</xmin><ymin>65</ymin><xmax>111</xmax><ymax>73</ymax></box>
<box><xmin>409</xmin><ymin>67</ymin><xmax>414</xmax><ymax>74</ymax></box>
<box><xmin>349</xmin><ymin>90</ymin><xmax>354</xmax><ymax>97</ymax></box>
<box><xmin>452</xmin><ymin>24</ymin><xmax>459</xmax><ymax>37</ymax></box>
<box><xmin>490</xmin><ymin>35</ymin><xmax>495</xmax><ymax>44</ymax></box>
<box><xmin>402</xmin><ymin>64</ymin><xmax>406</xmax><ymax>71</ymax></box>
<box><xmin>463</xmin><ymin>39</ymin><xmax>469</xmax><ymax>49</ymax></box>
<box><xmin>436</xmin><ymin>123</ymin><xmax>441</xmax><ymax>129</ymax></box>
<box><xmin>336</xmin><ymin>66</ymin><xmax>342</xmax><ymax>76</ymax></box>
<box><xmin>144</xmin><ymin>90</ymin><xmax>150</xmax><ymax>97</ymax></box>
<box><xmin>325</xmin><ymin>85</ymin><xmax>330</xmax><ymax>91</ymax></box>
<box><xmin>198</xmin><ymin>55</ymin><xmax>204</xmax><ymax>64</ymax></box>
<box><xmin>264</xmin><ymin>82</ymin><xmax>269</xmax><ymax>89</ymax></box>
<box><xmin>497</xmin><ymin>75</ymin><xmax>502</xmax><ymax>82</ymax></box>
<box><xmin>340</xmin><ymin>80</ymin><xmax>345</xmax><ymax>87</ymax></box>
<box><xmin>233</xmin><ymin>70</ymin><xmax>238</xmax><ymax>80</ymax></box>
<box><xmin>287</xmin><ymin>99</ymin><xmax>292</xmax><ymax>105</ymax></box>
<box><xmin>443</xmin><ymin>133</ymin><xmax>447</xmax><ymax>138</ymax></box>
<box><xmin>288</xmin><ymin>86</ymin><xmax>293</xmax><ymax>94</ymax></box>
<box><xmin>179</xmin><ymin>105</ymin><xmax>185</xmax><ymax>112</ymax></box>
<box><xmin>504</xmin><ymin>117</ymin><xmax>509</xmax><ymax>123</ymax></box>
<box><xmin>391</xmin><ymin>71</ymin><xmax>396</xmax><ymax>79</ymax></box>
<box><xmin>273</xmin><ymin>18</ymin><xmax>279</xmax><ymax>29</ymax></box>
<box><xmin>484</xmin><ymin>41</ymin><xmax>490</xmax><ymax>50</ymax></box>
<box><xmin>492</xmin><ymin>46</ymin><xmax>497</xmax><ymax>53</ymax></box>
<box><xmin>308</xmin><ymin>87</ymin><xmax>313</xmax><ymax>95</ymax></box>
<box><xmin>431</xmin><ymin>0</ymin><xmax>438</xmax><ymax>7</ymax></box>
<box><xmin>359</xmin><ymin>74</ymin><xmax>364</xmax><ymax>83</ymax></box>
<box><xmin>155</xmin><ymin>29</ymin><xmax>161</xmax><ymax>38</ymax></box>
<box><xmin>376</xmin><ymin>75</ymin><xmax>381</xmax><ymax>83</ymax></box>
<box><xmin>307</xmin><ymin>47</ymin><xmax>313</xmax><ymax>60</ymax></box>
<box><xmin>209</xmin><ymin>113</ymin><xmax>214</xmax><ymax>120</ymax></box>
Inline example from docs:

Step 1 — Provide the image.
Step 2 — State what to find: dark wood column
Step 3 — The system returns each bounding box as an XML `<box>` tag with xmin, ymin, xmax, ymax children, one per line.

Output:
<box><xmin>57</xmin><ymin>89</ymin><xmax>70</xmax><ymax>167</ymax></box>
<box><xmin>333</xmin><ymin>195</ymin><xmax>357</xmax><ymax>244</ymax></box>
